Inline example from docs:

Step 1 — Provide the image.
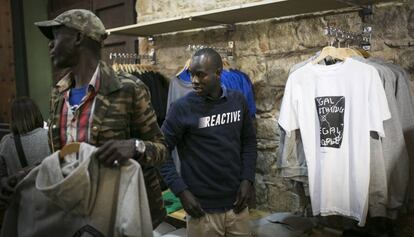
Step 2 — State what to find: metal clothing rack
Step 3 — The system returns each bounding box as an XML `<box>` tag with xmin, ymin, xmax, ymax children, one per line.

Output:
<box><xmin>109</xmin><ymin>50</ymin><xmax>156</xmax><ymax>65</ymax></box>
<box><xmin>186</xmin><ymin>41</ymin><xmax>235</xmax><ymax>60</ymax></box>
<box><xmin>324</xmin><ymin>25</ymin><xmax>372</xmax><ymax>50</ymax></box>
<box><xmin>384</xmin><ymin>41</ymin><xmax>414</xmax><ymax>48</ymax></box>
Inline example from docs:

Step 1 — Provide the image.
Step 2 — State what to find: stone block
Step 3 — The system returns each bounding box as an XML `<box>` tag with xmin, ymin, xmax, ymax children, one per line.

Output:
<box><xmin>256</xmin><ymin>149</ymin><xmax>277</xmax><ymax>175</ymax></box>
<box><xmin>268</xmin><ymin>188</ymin><xmax>302</xmax><ymax>212</ymax></box>
<box><xmin>265</xmin><ymin>56</ymin><xmax>312</xmax><ymax>87</ymax></box>
<box><xmin>267</xmin><ymin>21</ymin><xmax>301</xmax><ymax>54</ymax></box>
<box><xmin>255</xmin><ymin>175</ymin><xmax>305</xmax><ymax>212</ymax></box>
<box><xmin>255</xmin><ymin>174</ymin><xmax>269</xmax><ymax>207</ymax></box>
<box><xmin>254</xmin><ymin>85</ymin><xmax>284</xmax><ymax>113</ymax></box>
<box><xmin>233</xmin><ymin>23</ymin><xmax>270</xmax><ymax>56</ymax></box>
<box><xmin>256</xmin><ymin>117</ymin><xmax>277</xmax><ymax>140</ymax></box>
<box><xmin>257</xmin><ymin>139</ymin><xmax>278</xmax><ymax>150</ymax></box>
<box><xmin>375</xmin><ymin>5</ymin><xmax>411</xmax><ymax>42</ymax></box>
<box><xmin>398</xmin><ymin>50</ymin><xmax>414</xmax><ymax>74</ymax></box>
<box><xmin>296</xmin><ymin>17</ymin><xmax>327</xmax><ymax>49</ymax></box>
<box><xmin>408</xmin><ymin>9</ymin><xmax>414</xmax><ymax>38</ymax></box>
<box><xmin>235</xmin><ymin>56</ymin><xmax>266</xmax><ymax>85</ymax></box>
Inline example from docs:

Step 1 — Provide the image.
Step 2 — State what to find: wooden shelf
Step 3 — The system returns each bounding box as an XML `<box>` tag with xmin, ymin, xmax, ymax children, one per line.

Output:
<box><xmin>106</xmin><ymin>0</ymin><xmax>395</xmax><ymax>37</ymax></box>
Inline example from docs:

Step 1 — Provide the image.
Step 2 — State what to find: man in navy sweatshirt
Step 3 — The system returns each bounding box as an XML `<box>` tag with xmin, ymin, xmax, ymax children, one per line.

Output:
<box><xmin>160</xmin><ymin>48</ymin><xmax>257</xmax><ymax>236</ymax></box>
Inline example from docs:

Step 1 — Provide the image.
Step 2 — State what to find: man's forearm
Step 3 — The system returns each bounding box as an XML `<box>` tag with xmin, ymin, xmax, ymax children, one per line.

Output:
<box><xmin>138</xmin><ymin>133</ymin><xmax>168</xmax><ymax>167</ymax></box>
<box><xmin>159</xmin><ymin>155</ymin><xmax>188</xmax><ymax>195</ymax></box>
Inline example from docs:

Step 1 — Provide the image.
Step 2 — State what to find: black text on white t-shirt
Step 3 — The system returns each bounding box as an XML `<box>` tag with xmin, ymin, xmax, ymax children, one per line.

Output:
<box><xmin>315</xmin><ymin>96</ymin><xmax>345</xmax><ymax>148</ymax></box>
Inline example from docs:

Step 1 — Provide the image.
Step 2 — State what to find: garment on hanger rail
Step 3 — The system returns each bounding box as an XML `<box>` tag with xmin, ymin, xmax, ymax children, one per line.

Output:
<box><xmin>165</xmin><ymin>77</ymin><xmax>194</xmax><ymax>175</ymax></box>
<box><xmin>132</xmin><ymin>71</ymin><xmax>169</xmax><ymax>127</ymax></box>
<box><xmin>278</xmin><ymin>58</ymin><xmax>391</xmax><ymax>226</ymax></box>
<box><xmin>112</xmin><ymin>62</ymin><xmax>169</xmax><ymax>127</ymax></box>
<box><xmin>279</xmin><ymin>54</ymin><xmax>414</xmax><ymax>220</ymax></box>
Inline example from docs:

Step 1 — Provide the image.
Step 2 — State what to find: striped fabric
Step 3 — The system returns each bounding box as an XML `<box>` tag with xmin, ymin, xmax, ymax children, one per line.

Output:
<box><xmin>60</xmin><ymin>66</ymin><xmax>100</xmax><ymax>146</ymax></box>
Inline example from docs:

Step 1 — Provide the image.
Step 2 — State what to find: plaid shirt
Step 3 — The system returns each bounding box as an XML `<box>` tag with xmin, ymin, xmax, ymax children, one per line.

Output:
<box><xmin>60</xmin><ymin>66</ymin><xmax>100</xmax><ymax>146</ymax></box>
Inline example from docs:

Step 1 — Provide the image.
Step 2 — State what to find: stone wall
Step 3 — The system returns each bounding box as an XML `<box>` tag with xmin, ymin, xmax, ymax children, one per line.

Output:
<box><xmin>135</xmin><ymin>0</ymin><xmax>414</xmax><ymax>213</ymax></box>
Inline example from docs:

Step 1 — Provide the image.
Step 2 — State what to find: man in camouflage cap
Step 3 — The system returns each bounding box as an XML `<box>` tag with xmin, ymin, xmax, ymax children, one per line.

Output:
<box><xmin>35</xmin><ymin>9</ymin><xmax>168</xmax><ymax>232</ymax></box>
<box><xmin>35</xmin><ymin>9</ymin><xmax>107</xmax><ymax>43</ymax></box>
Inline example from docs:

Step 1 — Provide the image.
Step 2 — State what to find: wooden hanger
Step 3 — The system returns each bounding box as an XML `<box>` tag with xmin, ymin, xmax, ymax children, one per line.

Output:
<box><xmin>112</xmin><ymin>63</ymin><xmax>120</xmax><ymax>72</ymax></box>
<box><xmin>352</xmin><ymin>47</ymin><xmax>370</xmax><ymax>58</ymax></box>
<box><xmin>118</xmin><ymin>63</ymin><xmax>124</xmax><ymax>72</ymax></box>
<box><xmin>312</xmin><ymin>46</ymin><xmax>343</xmax><ymax>64</ymax></box>
<box><xmin>176</xmin><ymin>59</ymin><xmax>191</xmax><ymax>76</ymax></box>
<box><xmin>128</xmin><ymin>64</ymin><xmax>134</xmax><ymax>73</ymax></box>
<box><xmin>142</xmin><ymin>64</ymin><xmax>148</xmax><ymax>73</ymax></box>
<box><xmin>136</xmin><ymin>64</ymin><xmax>143</xmax><ymax>74</ymax></box>
<box><xmin>59</xmin><ymin>142</ymin><xmax>81</xmax><ymax>161</ymax></box>
<box><xmin>312</xmin><ymin>46</ymin><xmax>360</xmax><ymax>64</ymax></box>
<box><xmin>349</xmin><ymin>48</ymin><xmax>364</xmax><ymax>57</ymax></box>
<box><xmin>223</xmin><ymin>59</ymin><xmax>230</xmax><ymax>70</ymax></box>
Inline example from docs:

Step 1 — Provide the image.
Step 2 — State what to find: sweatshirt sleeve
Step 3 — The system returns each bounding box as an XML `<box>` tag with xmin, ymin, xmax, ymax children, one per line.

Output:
<box><xmin>159</xmin><ymin>103</ymin><xmax>188</xmax><ymax>195</ymax></box>
<box><xmin>240</xmin><ymin>95</ymin><xmax>257</xmax><ymax>183</ymax></box>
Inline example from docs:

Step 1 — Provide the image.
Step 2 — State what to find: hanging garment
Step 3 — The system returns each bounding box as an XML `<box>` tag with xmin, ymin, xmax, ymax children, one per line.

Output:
<box><xmin>133</xmin><ymin>71</ymin><xmax>169</xmax><ymax>127</ymax></box>
<box><xmin>354</xmin><ymin>57</ymin><xmax>410</xmax><ymax>218</ymax></box>
<box><xmin>278</xmin><ymin>58</ymin><xmax>391</xmax><ymax>226</ymax></box>
<box><xmin>279</xmin><ymin>55</ymin><xmax>414</xmax><ymax>219</ymax></box>
<box><xmin>370</xmin><ymin>58</ymin><xmax>414</xmax><ymax>212</ymax></box>
<box><xmin>167</xmin><ymin>77</ymin><xmax>193</xmax><ymax>113</ymax></box>
<box><xmin>277</xmin><ymin>128</ymin><xmax>388</xmax><ymax>217</ymax></box>
<box><xmin>1</xmin><ymin>142</ymin><xmax>153</xmax><ymax>237</ymax></box>
<box><xmin>165</xmin><ymin>77</ymin><xmax>194</xmax><ymax>175</ymax></box>
<box><xmin>277</xmin><ymin>126</ymin><xmax>307</xmax><ymax>181</ymax></box>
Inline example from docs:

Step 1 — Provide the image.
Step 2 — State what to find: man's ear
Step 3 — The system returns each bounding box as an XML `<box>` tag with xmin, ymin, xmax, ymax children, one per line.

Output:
<box><xmin>74</xmin><ymin>32</ymin><xmax>84</xmax><ymax>46</ymax></box>
<box><xmin>215</xmin><ymin>69</ymin><xmax>221</xmax><ymax>77</ymax></box>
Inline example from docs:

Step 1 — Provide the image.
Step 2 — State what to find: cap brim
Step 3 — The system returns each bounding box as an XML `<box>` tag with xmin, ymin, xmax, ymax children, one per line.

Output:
<box><xmin>34</xmin><ymin>20</ymin><xmax>62</xmax><ymax>40</ymax></box>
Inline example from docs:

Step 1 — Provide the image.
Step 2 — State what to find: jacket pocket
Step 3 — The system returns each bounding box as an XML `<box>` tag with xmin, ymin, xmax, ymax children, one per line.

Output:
<box><xmin>97</xmin><ymin>120</ymin><xmax>128</xmax><ymax>142</ymax></box>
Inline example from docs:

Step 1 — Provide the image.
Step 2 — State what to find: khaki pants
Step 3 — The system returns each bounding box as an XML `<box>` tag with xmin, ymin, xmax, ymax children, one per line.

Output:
<box><xmin>187</xmin><ymin>208</ymin><xmax>251</xmax><ymax>237</ymax></box>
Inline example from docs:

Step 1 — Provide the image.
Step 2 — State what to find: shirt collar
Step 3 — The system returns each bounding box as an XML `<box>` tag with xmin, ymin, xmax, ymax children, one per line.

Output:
<box><xmin>221</xmin><ymin>85</ymin><xmax>228</xmax><ymax>98</ymax></box>
<box><xmin>55</xmin><ymin>64</ymin><xmax>100</xmax><ymax>93</ymax></box>
<box><xmin>205</xmin><ymin>85</ymin><xmax>227</xmax><ymax>101</ymax></box>
<box><xmin>88</xmin><ymin>64</ymin><xmax>100</xmax><ymax>92</ymax></box>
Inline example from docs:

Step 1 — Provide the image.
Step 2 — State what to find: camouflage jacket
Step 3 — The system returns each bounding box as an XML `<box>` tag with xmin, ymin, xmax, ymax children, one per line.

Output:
<box><xmin>48</xmin><ymin>61</ymin><xmax>167</xmax><ymax>228</ymax></box>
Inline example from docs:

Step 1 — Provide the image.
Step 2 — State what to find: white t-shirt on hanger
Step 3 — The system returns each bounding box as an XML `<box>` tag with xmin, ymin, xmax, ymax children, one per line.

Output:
<box><xmin>278</xmin><ymin>58</ymin><xmax>391</xmax><ymax>226</ymax></box>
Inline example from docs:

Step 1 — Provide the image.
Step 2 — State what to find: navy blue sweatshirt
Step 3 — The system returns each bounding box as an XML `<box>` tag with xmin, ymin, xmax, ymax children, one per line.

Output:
<box><xmin>160</xmin><ymin>88</ymin><xmax>257</xmax><ymax>209</ymax></box>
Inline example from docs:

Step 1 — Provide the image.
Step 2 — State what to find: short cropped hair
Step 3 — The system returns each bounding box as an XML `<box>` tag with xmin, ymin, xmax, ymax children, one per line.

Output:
<box><xmin>10</xmin><ymin>97</ymin><xmax>44</xmax><ymax>135</ymax></box>
<box><xmin>193</xmin><ymin>48</ymin><xmax>223</xmax><ymax>72</ymax></box>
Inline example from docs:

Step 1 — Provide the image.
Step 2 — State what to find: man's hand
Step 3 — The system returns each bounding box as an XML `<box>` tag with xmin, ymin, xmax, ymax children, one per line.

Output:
<box><xmin>233</xmin><ymin>180</ymin><xmax>252</xmax><ymax>214</ymax></box>
<box><xmin>178</xmin><ymin>190</ymin><xmax>205</xmax><ymax>218</ymax></box>
<box><xmin>95</xmin><ymin>139</ymin><xmax>135</xmax><ymax>167</ymax></box>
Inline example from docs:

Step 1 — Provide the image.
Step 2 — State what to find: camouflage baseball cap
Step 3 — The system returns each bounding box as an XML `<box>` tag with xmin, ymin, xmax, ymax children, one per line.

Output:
<box><xmin>34</xmin><ymin>9</ymin><xmax>106</xmax><ymax>42</ymax></box>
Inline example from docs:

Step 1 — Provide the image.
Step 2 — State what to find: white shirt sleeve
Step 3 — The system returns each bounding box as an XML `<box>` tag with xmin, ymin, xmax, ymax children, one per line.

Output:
<box><xmin>278</xmin><ymin>76</ymin><xmax>299</xmax><ymax>136</ymax></box>
<box><xmin>368</xmin><ymin>69</ymin><xmax>391</xmax><ymax>137</ymax></box>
